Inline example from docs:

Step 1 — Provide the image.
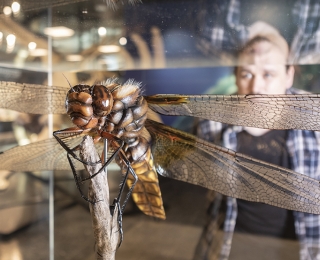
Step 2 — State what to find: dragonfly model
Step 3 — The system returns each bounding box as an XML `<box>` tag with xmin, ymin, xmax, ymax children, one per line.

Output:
<box><xmin>1</xmin><ymin>79</ymin><xmax>320</xmax><ymax>222</ymax></box>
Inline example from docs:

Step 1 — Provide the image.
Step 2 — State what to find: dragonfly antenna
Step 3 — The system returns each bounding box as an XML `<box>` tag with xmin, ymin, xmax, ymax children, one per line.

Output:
<box><xmin>62</xmin><ymin>73</ymin><xmax>72</xmax><ymax>89</ymax></box>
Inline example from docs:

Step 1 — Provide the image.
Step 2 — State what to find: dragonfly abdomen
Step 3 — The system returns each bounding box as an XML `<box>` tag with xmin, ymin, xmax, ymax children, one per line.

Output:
<box><xmin>117</xmin><ymin>137</ymin><xmax>166</xmax><ymax>220</ymax></box>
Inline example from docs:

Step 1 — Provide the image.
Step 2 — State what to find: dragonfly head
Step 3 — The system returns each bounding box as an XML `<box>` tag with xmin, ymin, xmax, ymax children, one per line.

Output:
<box><xmin>66</xmin><ymin>84</ymin><xmax>97</xmax><ymax>129</ymax></box>
<box><xmin>65</xmin><ymin>84</ymin><xmax>114</xmax><ymax>130</ymax></box>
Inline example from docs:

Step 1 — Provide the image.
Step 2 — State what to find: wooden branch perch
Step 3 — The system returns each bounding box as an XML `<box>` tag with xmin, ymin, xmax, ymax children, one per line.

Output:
<box><xmin>79</xmin><ymin>136</ymin><xmax>120</xmax><ymax>260</ymax></box>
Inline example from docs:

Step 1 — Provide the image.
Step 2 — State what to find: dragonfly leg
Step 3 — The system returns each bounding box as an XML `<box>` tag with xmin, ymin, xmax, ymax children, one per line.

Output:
<box><xmin>121</xmin><ymin>163</ymin><xmax>138</xmax><ymax>213</ymax></box>
<box><xmin>53</xmin><ymin>127</ymin><xmax>83</xmax><ymax>159</ymax></box>
<box><xmin>53</xmin><ymin>128</ymin><xmax>101</xmax><ymax>167</ymax></box>
<box><xmin>99</xmin><ymin>131</ymin><xmax>138</xmax><ymax>212</ymax></box>
<box><xmin>114</xmin><ymin>149</ymin><xmax>138</xmax><ymax>213</ymax></box>
<box><xmin>72</xmin><ymin>138</ymin><xmax>124</xmax><ymax>203</ymax></box>
<box><xmin>97</xmin><ymin>135</ymin><xmax>137</xmax><ymax>247</ymax></box>
<box><xmin>108</xmin><ymin>157</ymin><xmax>137</xmax><ymax>247</ymax></box>
<box><xmin>67</xmin><ymin>153</ymin><xmax>96</xmax><ymax>204</ymax></box>
<box><xmin>80</xmin><ymin>138</ymin><xmax>124</xmax><ymax>182</ymax></box>
<box><xmin>110</xmin><ymin>199</ymin><xmax>124</xmax><ymax>247</ymax></box>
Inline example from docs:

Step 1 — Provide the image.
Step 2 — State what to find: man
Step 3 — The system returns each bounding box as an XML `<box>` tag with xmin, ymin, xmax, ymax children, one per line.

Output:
<box><xmin>194</xmin><ymin>30</ymin><xmax>320</xmax><ymax>260</ymax></box>
<box><xmin>196</xmin><ymin>0</ymin><xmax>320</xmax><ymax>64</ymax></box>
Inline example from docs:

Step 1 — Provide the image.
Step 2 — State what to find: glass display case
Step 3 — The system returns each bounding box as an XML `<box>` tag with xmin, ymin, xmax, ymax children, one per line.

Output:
<box><xmin>1</xmin><ymin>1</ymin><xmax>320</xmax><ymax>260</ymax></box>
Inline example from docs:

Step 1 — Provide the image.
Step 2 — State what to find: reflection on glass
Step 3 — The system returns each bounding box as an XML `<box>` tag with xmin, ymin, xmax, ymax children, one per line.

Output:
<box><xmin>1</xmin><ymin>1</ymin><xmax>320</xmax><ymax>260</ymax></box>
<box><xmin>0</xmin><ymin>240</ymin><xmax>23</xmax><ymax>260</ymax></box>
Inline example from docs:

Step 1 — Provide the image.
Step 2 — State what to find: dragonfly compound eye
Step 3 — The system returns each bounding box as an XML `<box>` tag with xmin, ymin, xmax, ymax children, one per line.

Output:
<box><xmin>91</xmin><ymin>84</ymin><xmax>114</xmax><ymax>116</ymax></box>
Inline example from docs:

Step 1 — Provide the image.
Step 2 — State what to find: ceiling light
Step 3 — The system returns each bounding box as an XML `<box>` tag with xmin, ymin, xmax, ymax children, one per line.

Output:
<box><xmin>6</xmin><ymin>34</ymin><xmax>16</xmax><ymax>46</ymax></box>
<box><xmin>6</xmin><ymin>34</ymin><xmax>15</xmax><ymax>53</ymax></box>
<box><xmin>3</xmin><ymin>6</ymin><xmax>11</xmax><ymax>16</ymax></box>
<box><xmin>98</xmin><ymin>45</ymin><xmax>120</xmax><ymax>53</ymax></box>
<box><xmin>119</xmin><ymin>37</ymin><xmax>127</xmax><ymax>45</ymax></box>
<box><xmin>66</xmin><ymin>54</ymin><xmax>83</xmax><ymax>62</ymax></box>
<box><xmin>11</xmin><ymin>2</ymin><xmax>20</xmax><ymax>13</ymax></box>
<box><xmin>98</xmin><ymin>27</ymin><xmax>107</xmax><ymax>37</ymax></box>
<box><xmin>28</xmin><ymin>42</ymin><xmax>37</xmax><ymax>50</ymax></box>
<box><xmin>18</xmin><ymin>49</ymin><xmax>29</xmax><ymax>58</ymax></box>
<box><xmin>29</xmin><ymin>48</ymin><xmax>48</xmax><ymax>57</ymax></box>
<box><xmin>43</xmin><ymin>26</ymin><xmax>74</xmax><ymax>38</ymax></box>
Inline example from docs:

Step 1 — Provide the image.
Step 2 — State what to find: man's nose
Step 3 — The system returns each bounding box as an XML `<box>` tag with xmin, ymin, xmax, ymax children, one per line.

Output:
<box><xmin>250</xmin><ymin>76</ymin><xmax>265</xmax><ymax>94</ymax></box>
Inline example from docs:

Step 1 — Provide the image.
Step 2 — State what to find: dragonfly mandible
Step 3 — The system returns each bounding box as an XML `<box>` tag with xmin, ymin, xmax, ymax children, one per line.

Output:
<box><xmin>1</xmin><ymin>80</ymin><xmax>320</xmax><ymax>218</ymax></box>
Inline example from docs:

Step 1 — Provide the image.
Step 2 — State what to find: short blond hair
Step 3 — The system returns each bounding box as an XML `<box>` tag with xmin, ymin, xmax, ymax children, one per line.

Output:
<box><xmin>239</xmin><ymin>34</ymin><xmax>289</xmax><ymax>60</ymax></box>
<box><xmin>235</xmin><ymin>35</ymin><xmax>290</xmax><ymax>72</ymax></box>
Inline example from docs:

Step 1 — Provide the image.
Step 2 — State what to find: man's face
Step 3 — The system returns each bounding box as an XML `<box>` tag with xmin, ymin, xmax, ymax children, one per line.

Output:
<box><xmin>235</xmin><ymin>41</ymin><xmax>294</xmax><ymax>95</ymax></box>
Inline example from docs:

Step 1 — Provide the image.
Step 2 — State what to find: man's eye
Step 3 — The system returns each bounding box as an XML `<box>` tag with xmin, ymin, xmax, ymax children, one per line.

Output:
<box><xmin>264</xmin><ymin>73</ymin><xmax>273</xmax><ymax>78</ymax></box>
<box><xmin>241</xmin><ymin>73</ymin><xmax>252</xmax><ymax>79</ymax></box>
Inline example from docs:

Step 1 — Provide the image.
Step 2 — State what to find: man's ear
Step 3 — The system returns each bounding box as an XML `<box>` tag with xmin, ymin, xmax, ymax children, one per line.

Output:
<box><xmin>286</xmin><ymin>65</ymin><xmax>295</xmax><ymax>90</ymax></box>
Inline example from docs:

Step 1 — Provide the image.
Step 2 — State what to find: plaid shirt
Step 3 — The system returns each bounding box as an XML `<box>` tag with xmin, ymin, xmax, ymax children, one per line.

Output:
<box><xmin>195</xmin><ymin>88</ymin><xmax>320</xmax><ymax>260</ymax></box>
<box><xmin>197</xmin><ymin>0</ymin><xmax>320</xmax><ymax>64</ymax></box>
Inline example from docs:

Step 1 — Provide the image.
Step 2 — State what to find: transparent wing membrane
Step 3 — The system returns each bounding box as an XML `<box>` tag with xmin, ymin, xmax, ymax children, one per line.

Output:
<box><xmin>0</xmin><ymin>81</ymin><xmax>68</xmax><ymax>114</ymax></box>
<box><xmin>2</xmin><ymin>82</ymin><xmax>320</xmax><ymax>130</ymax></box>
<box><xmin>146</xmin><ymin>120</ymin><xmax>320</xmax><ymax>214</ymax></box>
<box><xmin>146</xmin><ymin>94</ymin><xmax>320</xmax><ymax>130</ymax></box>
<box><xmin>0</xmin><ymin>135</ymin><xmax>109</xmax><ymax>172</ymax></box>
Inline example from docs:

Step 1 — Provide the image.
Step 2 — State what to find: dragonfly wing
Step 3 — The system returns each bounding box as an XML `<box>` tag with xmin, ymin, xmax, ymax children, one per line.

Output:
<box><xmin>0</xmin><ymin>138</ymin><xmax>79</xmax><ymax>171</ymax></box>
<box><xmin>145</xmin><ymin>119</ymin><xmax>320</xmax><ymax>215</ymax></box>
<box><xmin>0</xmin><ymin>81</ymin><xmax>68</xmax><ymax>114</ymax></box>
<box><xmin>0</xmin><ymin>133</ymin><xmax>110</xmax><ymax>172</ymax></box>
<box><xmin>146</xmin><ymin>94</ymin><xmax>320</xmax><ymax>131</ymax></box>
